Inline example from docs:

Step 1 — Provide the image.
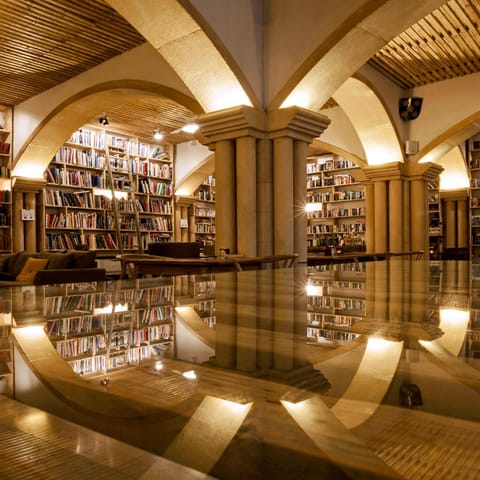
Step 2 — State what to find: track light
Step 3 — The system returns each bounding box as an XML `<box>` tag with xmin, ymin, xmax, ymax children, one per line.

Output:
<box><xmin>98</xmin><ymin>114</ymin><xmax>109</xmax><ymax>126</ymax></box>
<box><xmin>153</xmin><ymin>129</ymin><xmax>163</xmax><ymax>141</ymax></box>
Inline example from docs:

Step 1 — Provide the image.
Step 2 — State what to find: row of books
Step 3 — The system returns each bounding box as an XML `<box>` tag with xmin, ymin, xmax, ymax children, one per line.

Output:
<box><xmin>307</xmin><ymin>327</ymin><xmax>360</xmax><ymax>344</ymax></box>
<box><xmin>195</xmin><ymin>206</ymin><xmax>215</xmax><ymax>217</ymax></box>
<box><xmin>116</xmin><ymin>198</ymin><xmax>172</xmax><ymax>215</ymax></box>
<box><xmin>307</xmin><ymin>223</ymin><xmax>366</xmax><ymax>234</ymax></box>
<box><xmin>195</xmin><ymin>223</ymin><xmax>216</xmax><ymax>234</ymax></box>
<box><xmin>307</xmin><ymin>173</ymin><xmax>357</xmax><ymax>188</ymax></box>
<box><xmin>307</xmin><ymin>157</ymin><xmax>357</xmax><ymax>174</ymax></box>
<box><xmin>307</xmin><ymin>189</ymin><xmax>364</xmax><ymax>203</ymax></box>
<box><xmin>308</xmin><ymin>207</ymin><xmax>365</xmax><ymax>219</ymax></box>
<box><xmin>54</xmin><ymin>335</ymin><xmax>107</xmax><ymax>358</ymax></box>
<box><xmin>196</xmin><ymin>190</ymin><xmax>215</xmax><ymax>201</ymax></box>
<box><xmin>45</xmin><ymin>211</ymin><xmax>115</xmax><ymax>230</ymax></box>
<box><xmin>138</xmin><ymin>179</ymin><xmax>174</xmax><ymax>196</ymax></box>
<box><xmin>0</xmin><ymin>141</ymin><xmax>10</xmax><ymax>155</ymax></box>
<box><xmin>307</xmin><ymin>313</ymin><xmax>361</xmax><ymax>328</ymax></box>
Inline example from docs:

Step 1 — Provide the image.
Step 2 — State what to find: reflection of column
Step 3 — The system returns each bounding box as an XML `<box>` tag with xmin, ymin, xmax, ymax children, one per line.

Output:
<box><xmin>389</xmin><ymin>179</ymin><xmax>403</xmax><ymax>253</ymax></box>
<box><xmin>214</xmin><ymin>272</ymin><xmax>237</xmax><ymax>369</ymax></box>
<box><xmin>273</xmin><ymin>268</ymin><xmax>294</xmax><ymax>371</ymax></box>
<box><xmin>374</xmin><ymin>180</ymin><xmax>387</xmax><ymax>252</ymax></box>
<box><xmin>257</xmin><ymin>138</ymin><xmax>273</xmax><ymax>256</ymax></box>
<box><xmin>273</xmin><ymin>136</ymin><xmax>294</xmax><ymax>254</ymax></box>
<box><xmin>294</xmin><ymin>140</ymin><xmax>308</xmax><ymax>262</ymax></box>
<box><xmin>216</xmin><ymin>140</ymin><xmax>236</xmax><ymax>254</ymax></box>
<box><xmin>236</xmin><ymin>136</ymin><xmax>257</xmax><ymax>256</ymax></box>
<box><xmin>364</xmin><ymin>182</ymin><xmax>375</xmax><ymax>251</ymax></box>
<box><xmin>410</xmin><ymin>260</ymin><xmax>429</xmax><ymax>326</ymax></box>
<box><xmin>293</xmin><ymin>266</ymin><xmax>309</xmax><ymax>368</ymax></box>
<box><xmin>236</xmin><ymin>271</ymin><xmax>257</xmax><ymax>372</ymax></box>
<box><xmin>257</xmin><ymin>269</ymin><xmax>274</xmax><ymax>370</ymax></box>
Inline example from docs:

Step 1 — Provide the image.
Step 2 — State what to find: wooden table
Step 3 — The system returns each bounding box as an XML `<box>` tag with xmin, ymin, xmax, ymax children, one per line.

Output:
<box><xmin>307</xmin><ymin>250</ymin><xmax>424</xmax><ymax>266</ymax></box>
<box><xmin>117</xmin><ymin>253</ymin><xmax>298</xmax><ymax>279</ymax></box>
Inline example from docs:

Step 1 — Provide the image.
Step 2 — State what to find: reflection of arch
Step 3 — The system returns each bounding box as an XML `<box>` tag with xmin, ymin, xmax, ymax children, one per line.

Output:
<box><xmin>105</xmin><ymin>0</ymin><xmax>253</xmax><ymax>112</ymax></box>
<box><xmin>13</xmin><ymin>81</ymin><xmax>203</xmax><ymax>178</ymax></box>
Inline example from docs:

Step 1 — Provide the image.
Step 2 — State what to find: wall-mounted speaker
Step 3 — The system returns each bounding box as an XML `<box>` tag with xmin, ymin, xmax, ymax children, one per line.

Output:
<box><xmin>399</xmin><ymin>97</ymin><xmax>423</xmax><ymax>120</ymax></box>
<box><xmin>405</xmin><ymin>140</ymin><xmax>419</xmax><ymax>155</ymax></box>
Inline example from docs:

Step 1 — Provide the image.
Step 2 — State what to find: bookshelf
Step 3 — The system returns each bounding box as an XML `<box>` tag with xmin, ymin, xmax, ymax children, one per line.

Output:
<box><xmin>306</xmin><ymin>154</ymin><xmax>365</xmax><ymax>251</ymax></box>
<box><xmin>306</xmin><ymin>263</ymin><xmax>365</xmax><ymax>346</ymax></box>
<box><xmin>193</xmin><ymin>174</ymin><xmax>215</xmax><ymax>248</ymax></box>
<box><xmin>0</xmin><ymin>105</ymin><xmax>12</xmax><ymax>253</ymax></box>
<box><xmin>44</xmin><ymin>281</ymin><xmax>175</xmax><ymax>376</ymax></box>
<box><xmin>44</xmin><ymin>126</ymin><xmax>174</xmax><ymax>254</ymax></box>
<box><xmin>428</xmin><ymin>179</ymin><xmax>443</xmax><ymax>259</ymax></box>
<box><xmin>468</xmin><ymin>133</ymin><xmax>480</xmax><ymax>259</ymax></box>
<box><xmin>0</xmin><ymin>290</ymin><xmax>12</xmax><ymax>396</ymax></box>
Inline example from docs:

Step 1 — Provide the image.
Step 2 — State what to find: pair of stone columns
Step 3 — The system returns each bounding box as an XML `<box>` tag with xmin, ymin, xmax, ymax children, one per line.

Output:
<box><xmin>197</xmin><ymin>106</ymin><xmax>330</xmax><ymax>262</ymax></box>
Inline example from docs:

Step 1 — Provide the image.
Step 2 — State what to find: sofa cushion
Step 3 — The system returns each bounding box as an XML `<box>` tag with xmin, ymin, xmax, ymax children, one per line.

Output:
<box><xmin>11</xmin><ymin>252</ymin><xmax>38</xmax><ymax>278</ymax></box>
<box><xmin>16</xmin><ymin>257</ymin><xmax>49</xmax><ymax>282</ymax></box>
<box><xmin>46</xmin><ymin>252</ymin><xmax>75</xmax><ymax>270</ymax></box>
<box><xmin>72</xmin><ymin>251</ymin><xmax>96</xmax><ymax>268</ymax></box>
<box><xmin>0</xmin><ymin>254</ymin><xmax>11</xmax><ymax>272</ymax></box>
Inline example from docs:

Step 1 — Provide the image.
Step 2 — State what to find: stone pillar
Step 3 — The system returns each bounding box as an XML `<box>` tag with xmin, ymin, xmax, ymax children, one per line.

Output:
<box><xmin>410</xmin><ymin>178</ymin><xmax>428</xmax><ymax>253</ymax></box>
<box><xmin>294</xmin><ymin>140</ymin><xmax>308</xmax><ymax>263</ymax></box>
<box><xmin>24</xmin><ymin>192</ymin><xmax>36</xmax><ymax>252</ymax></box>
<box><xmin>457</xmin><ymin>198</ymin><xmax>468</xmax><ymax>248</ymax></box>
<box><xmin>273</xmin><ymin>136</ymin><xmax>294</xmax><ymax>254</ymax></box>
<box><xmin>215</xmin><ymin>139</ymin><xmax>236</xmax><ymax>254</ymax></box>
<box><xmin>374</xmin><ymin>180</ymin><xmax>388</xmax><ymax>252</ymax></box>
<box><xmin>364</xmin><ymin>182</ymin><xmax>375</xmax><ymax>251</ymax></box>
<box><xmin>257</xmin><ymin>138</ymin><xmax>273</xmax><ymax>256</ymax></box>
<box><xmin>236</xmin><ymin>136</ymin><xmax>257</xmax><ymax>256</ymax></box>
<box><xmin>445</xmin><ymin>199</ymin><xmax>457</xmax><ymax>248</ymax></box>
<box><xmin>389</xmin><ymin>178</ymin><xmax>403</xmax><ymax>253</ymax></box>
<box><xmin>402</xmin><ymin>179</ymin><xmax>411</xmax><ymax>252</ymax></box>
<box><xmin>12</xmin><ymin>190</ymin><xmax>23</xmax><ymax>252</ymax></box>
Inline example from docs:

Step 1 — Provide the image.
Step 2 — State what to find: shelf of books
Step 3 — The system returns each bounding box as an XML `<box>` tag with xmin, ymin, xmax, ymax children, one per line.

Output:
<box><xmin>0</xmin><ymin>290</ymin><xmax>12</xmax><ymax>396</ymax></box>
<box><xmin>0</xmin><ymin>105</ymin><xmax>12</xmax><ymax>253</ymax></box>
<box><xmin>467</xmin><ymin>263</ymin><xmax>480</xmax><ymax>363</ymax></box>
<box><xmin>468</xmin><ymin>133</ymin><xmax>480</xmax><ymax>260</ymax></box>
<box><xmin>193</xmin><ymin>174</ymin><xmax>215</xmax><ymax>248</ymax></box>
<box><xmin>428</xmin><ymin>179</ymin><xmax>443</xmax><ymax>259</ymax></box>
<box><xmin>306</xmin><ymin>262</ymin><xmax>365</xmax><ymax>347</ymax></box>
<box><xmin>44</xmin><ymin>281</ymin><xmax>175</xmax><ymax>376</ymax></box>
<box><xmin>306</xmin><ymin>154</ymin><xmax>365</xmax><ymax>252</ymax></box>
<box><xmin>44</xmin><ymin>126</ymin><xmax>174</xmax><ymax>254</ymax></box>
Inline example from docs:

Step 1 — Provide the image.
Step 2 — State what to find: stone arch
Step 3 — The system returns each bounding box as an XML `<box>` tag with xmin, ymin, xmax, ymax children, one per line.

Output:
<box><xmin>13</xmin><ymin>80</ymin><xmax>203</xmax><ymax>178</ymax></box>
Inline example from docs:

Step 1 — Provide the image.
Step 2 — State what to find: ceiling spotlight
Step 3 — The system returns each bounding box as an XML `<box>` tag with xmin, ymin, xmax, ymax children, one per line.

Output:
<box><xmin>182</xmin><ymin>123</ymin><xmax>199</xmax><ymax>134</ymax></box>
<box><xmin>153</xmin><ymin>129</ymin><xmax>163</xmax><ymax>141</ymax></box>
<box><xmin>98</xmin><ymin>114</ymin><xmax>109</xmax><ymax>126</ymax></box>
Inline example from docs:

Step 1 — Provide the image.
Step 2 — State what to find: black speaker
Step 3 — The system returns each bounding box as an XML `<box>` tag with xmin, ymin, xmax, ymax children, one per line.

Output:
<box><xmin>399</xmin><ymin>97</ymin><xmax>423</xmax><ymax>120</ymax></box>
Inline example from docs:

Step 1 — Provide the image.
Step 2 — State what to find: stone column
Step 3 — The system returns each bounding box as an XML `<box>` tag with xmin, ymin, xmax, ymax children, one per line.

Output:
<box><xmin>215</xmin><ymin>139</ymin><xmax>236</xmax><ymax>254</ymax></box>
<box><xmin>410</xmin><ymin>178</ymin><xmax>428</xmax><ymax>253</ymax></box>
<box><xmin>257</xmin><ymin>138</ymin><xmax>273</xmax><ymax>256</ymax></box>
<box><xmin>236</xmin><ymin>136</ymin><xmax>257</xmax><ymax>256</ymax></box>
<box><xmin>374</xmin><ymin>180</ymin><xmax>388</xmax><ymax>252</ymax></box>
<box><xmin>445</xmin><ymin>199</ymin><xmax>457</xmax><ymax>248</ymax></box>
<box><xmin>389</xmin><ymin>178</ymin><xmax>403</xmax><ymax>253</ymax></box>
<box><xmin>24</xmin><ymin>192</ymin><xmax>36</xmax><ymax>252</ymax></box>
<box><xmin>457</xmin><ymin>197</ymin><xmax>468</xmax><ymax>248</ymax></box>
<box><xmin>364</xmin><ymin>181</ymin><xmax>375</xmax><ymax>251</ymax></box>
<box><xmin>294</xmin><ymin>140</ymin><xmax>308</xmax><ymax>263</ymax></box>
<box><xmin>12</xmin><ymin>190</ymin><xmax>23</xmax><ymax>252</ymax></box>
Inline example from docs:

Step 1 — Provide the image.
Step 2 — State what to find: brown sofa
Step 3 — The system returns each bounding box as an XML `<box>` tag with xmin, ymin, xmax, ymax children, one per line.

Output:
<box><xmin>0</xmin><ymin>250</ymin><xmax>106</xmax><ymax>286</ymax></box>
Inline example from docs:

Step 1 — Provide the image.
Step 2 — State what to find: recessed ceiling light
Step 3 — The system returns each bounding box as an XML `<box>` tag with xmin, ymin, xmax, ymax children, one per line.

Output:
<box><xmin>182</xmin><ymin>123</ymin><xmax>199</xmax><ymax>134</ymax></box>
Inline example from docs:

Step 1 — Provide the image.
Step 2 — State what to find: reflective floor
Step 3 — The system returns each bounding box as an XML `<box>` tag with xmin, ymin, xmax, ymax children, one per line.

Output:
<box><xmin>1</xmin><ymin>259</ymin><xmax>480</xmax><ymax>479</ymax></box>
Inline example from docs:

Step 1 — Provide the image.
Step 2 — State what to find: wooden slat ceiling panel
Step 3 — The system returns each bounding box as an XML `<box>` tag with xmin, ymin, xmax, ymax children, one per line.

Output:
<box><xmin>368</xmin><ymin>0</ymin><xmax>480</xmax><ymax>88</ymax></box>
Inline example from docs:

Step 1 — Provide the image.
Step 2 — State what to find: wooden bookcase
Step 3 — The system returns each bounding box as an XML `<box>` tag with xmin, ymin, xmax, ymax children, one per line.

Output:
<box><xmin>44</xmin><ymin>126</ymin><xmax>174</xmax><ymax>254</ymax></box>
<box><xmin>306</xmin><ymin>154</ymin><xmax>366</xmax><ymax>251</ymax></box>
<box><xmin>306</xmin><ymin>263</ymin><xmax>365</xmax><ymax>346</ymax></box>
<box><xmin>193</xmin><ymin>174</ymin><xmax>215</xmax><ymax>248</ymax></box>
<box><xmin>468</xmin><ymin>133</ymin><xmax>480</xmax><ymax>259</ymax></box>
<box><xmin>44</xmin><ymin>281</ymin><xmax>175</xmax><ymax>376</ymax></box>
<box><xmin>0</xmin><ymin>106</ymin><xmax>12</xmax><ymax>253</ymax></box>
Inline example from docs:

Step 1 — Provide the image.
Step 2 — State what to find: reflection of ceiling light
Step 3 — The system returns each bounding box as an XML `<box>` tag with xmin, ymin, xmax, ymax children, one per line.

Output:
<box><xmin>182</xmin><ymin>123</ymin><xmax>199</xmax><ymax>134</ymax></box>
<box><xmin>154</xmin><ymin>361</ymin><xmax>164</xmax><ymax>372</ymax></box>
<box><xmin>153</xmin><ymin>129</ymin><xmax>163</xmax><ymax>141</ymax></box>
<box><xmin>182</xmin><ymin>370</ymin><xmax>197</xmax><ymax>380</ymax></box>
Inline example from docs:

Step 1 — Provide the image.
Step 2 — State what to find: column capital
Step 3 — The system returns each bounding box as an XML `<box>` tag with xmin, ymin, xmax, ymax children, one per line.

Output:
<box><xmin>268</xmin><ymin>106</ymin><xmax>330</xmax><ymax>143</ymax></box>
<box><xmin>362</xmin><ymin>162</ymin><xmax>406</xmax><ymax>181</ymax></box>
<box><xmin>12</xmin><ymin>176</ymin><xmax>46</xmax><ymax>192</ymax></box>
<box><xmin>441</xmin><ymin>188</ymin><xmax>469</xmax><ymax>200</ymax></box>
<box><xmin>195</xmin><ymin>105</ymin><xmax>266</xmax><ymax>144</ymax></box>
<box><xmin>403</xmin><ymin>161</ymin><xmax>443</xmax><ymax>181</ymax></box>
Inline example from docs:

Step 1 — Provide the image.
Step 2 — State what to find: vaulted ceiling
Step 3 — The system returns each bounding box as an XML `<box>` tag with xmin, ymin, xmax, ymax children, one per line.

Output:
<box><xmin>1</xmin><ymin>0</ymin><xmax>479</xmax><ymax>141</ymax></box>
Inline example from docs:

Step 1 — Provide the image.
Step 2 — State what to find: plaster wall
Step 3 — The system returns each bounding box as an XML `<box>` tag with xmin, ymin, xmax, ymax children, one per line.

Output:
<box><xmin>13</xmin><ymin>43</ymin><xmax>196</xmax><ymax>158</ymax></box>
<box><xmin>175</xmin><ymin>141</ymin><xmax>212</xmax><ymax>186</ymax></box>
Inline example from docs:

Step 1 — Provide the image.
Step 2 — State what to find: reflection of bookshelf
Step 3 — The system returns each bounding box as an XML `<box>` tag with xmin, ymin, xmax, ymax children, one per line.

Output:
<box><xmin>306</xmin><ymin>263</ymin><xmax>365</xmax><ymax>347</ymax></box>
<box><xmin>306</xmin><ymin>155</ymin><xmax>365</xmax><ymax>251</ymax></box>
<box><xmin>428</xmin><ymin>179</ymin><xmax>443</xmax><ymax>259</ymax></box>
<box><xmin>193</xmin><ymin>175</ymin><xmax>215</xmax><ymax>247</ymax></box>
<box><xmin>44</xmin><ymin>126</ymin><xmax>174</xmax><ymax>254</ymax></box>
<box><xmin>44</xmin><ymin>282</ymin><xmax>174</xmax><ymax>376</ymax></box>
<box><xmin>0</xmin><ymin>291</ymin><xmax>12</xmax><ymax>396</ymax></box>
<box><xmin>468</xmin><ymin>134</ymin><xmax>480</xmax><ymax>260</ymax></box>
<box><xmin>0</xmin><ymin>105</ymin><xmax>12</xmax><ymax>253</ymax></box>
<box><xmin>467</xmin><ymin>264</ymin><xmax>480</xmax><ymax>363</ymax></box>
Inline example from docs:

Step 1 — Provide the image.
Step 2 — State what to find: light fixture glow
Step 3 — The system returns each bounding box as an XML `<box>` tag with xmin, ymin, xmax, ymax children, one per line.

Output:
<box><xmin>305</xmin><ymin>202</ymin><xmax>322</xmax><ymax>212</ymax></box>
<box><xmin>153</xmin><ymin>129</ymin><xmax>163</xmax><ymax>141</ymax></box>
<box><xmin>154</xmin><ymin>361</ymin><xmax>164</xmax><ymax>372</ymax></box>
<box><xmin>182</xmin><ymin>123</ymin><xmax>199</xmax><ymax>134</ymax></box>
<box><xmin>306</xmin><ymin>283</ymin><xmax>323</xmax><ymax>296</ymax></box>
<box><xmin>15</xmin><ymin>325</ymin><xmax>45</xmax><ymax>338</ymax></box>
<box><xmin>182</xmin><ymin>370</ymin><xmax>197</xmax><ymax>380</ymax></box>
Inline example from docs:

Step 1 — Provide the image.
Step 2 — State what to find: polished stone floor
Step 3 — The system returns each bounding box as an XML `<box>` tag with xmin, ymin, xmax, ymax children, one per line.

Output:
<box><xmin>1</xmin><ymin>259</ymin><xmax>480</xmax><ymax>479</ymax></box>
